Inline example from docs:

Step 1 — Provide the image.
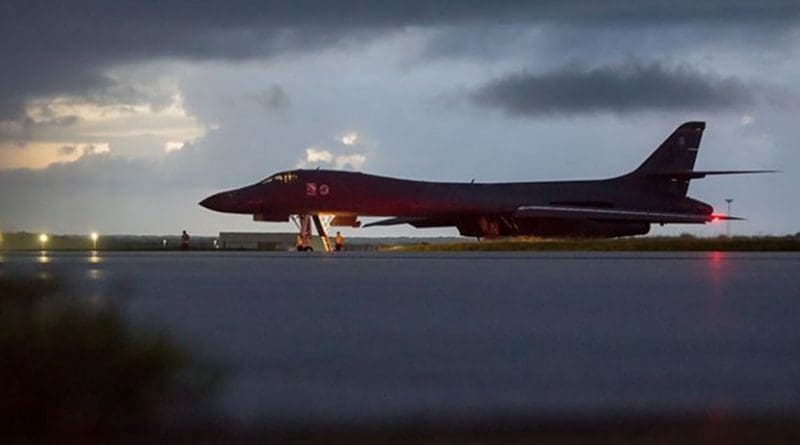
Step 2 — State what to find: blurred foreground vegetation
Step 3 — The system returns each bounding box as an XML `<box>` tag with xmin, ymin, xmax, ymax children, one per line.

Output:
<box><xmin>393</xmin><ymin>235</ymin><xmax>800</xmax><ymax>252</ymax></box>
<box><xmin>0</xmin><ymin>277</ymin><xmax>217</xmax><ymax>440</ymax></box>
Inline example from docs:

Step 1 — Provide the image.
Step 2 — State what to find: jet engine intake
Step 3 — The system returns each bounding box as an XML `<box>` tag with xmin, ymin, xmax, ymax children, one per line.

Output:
<box><xmin>457</xmin><ymin>216</ymin><xmax>515</xmax><ymax>238</ymax></box>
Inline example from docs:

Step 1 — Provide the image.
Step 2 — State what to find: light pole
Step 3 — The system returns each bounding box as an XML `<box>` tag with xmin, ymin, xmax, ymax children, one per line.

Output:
<box><xmin>725</xmin><ymin>198</ymin><xmax>733</xmax><ymax>237</ymax></box>
<box><xmin>90</xmin><ymin>232</ymin><xmax>99</xmax><ymax>250</ymax></box>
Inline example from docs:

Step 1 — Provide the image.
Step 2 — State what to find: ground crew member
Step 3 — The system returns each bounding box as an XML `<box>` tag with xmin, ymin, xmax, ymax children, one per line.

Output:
<box><xmin>335</xmin><ymin>231</ymin><xmax>344</xmax><ymax>251</ymax></box>
<box><xmin>296</xmin><ymin>234</ymin><xmax>304</xmax><ymax>251</ymax></box>
<box><xmin>181</xmin><ymin>230</ymin><xmax>190</xmax><ymax>250</ymax></box>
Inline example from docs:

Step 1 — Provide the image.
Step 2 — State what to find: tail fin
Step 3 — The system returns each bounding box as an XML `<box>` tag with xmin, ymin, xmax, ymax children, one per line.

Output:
<box><xmin>628</xmin><ymin>121</ymin><xmax>706</xmax><ymax>196</ymax></box>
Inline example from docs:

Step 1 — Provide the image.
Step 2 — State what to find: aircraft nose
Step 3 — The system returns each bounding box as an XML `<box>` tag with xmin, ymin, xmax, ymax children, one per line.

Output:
<box><xmin>199</xmin><ymin>192</ymin><xmax>226</xmax><ymax>211</ymax></box>
<box><xmin>200</xmin><ymin>187</ymin><xmax>255</xmax><ymax>213</ymax></box>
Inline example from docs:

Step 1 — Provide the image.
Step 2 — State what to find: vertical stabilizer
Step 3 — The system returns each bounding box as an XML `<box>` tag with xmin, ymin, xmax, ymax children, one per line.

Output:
<box><xmin>629</xmin><ymin>121</ymin><xmax>705</xmax><ymax>196</ymax></box>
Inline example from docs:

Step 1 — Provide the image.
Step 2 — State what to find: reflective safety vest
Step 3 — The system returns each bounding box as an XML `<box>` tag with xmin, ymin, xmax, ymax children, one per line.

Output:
<box><xmin>335</xmin><ymin>235</ymin><xmax>344</xmax><ymax>245</ymax></box>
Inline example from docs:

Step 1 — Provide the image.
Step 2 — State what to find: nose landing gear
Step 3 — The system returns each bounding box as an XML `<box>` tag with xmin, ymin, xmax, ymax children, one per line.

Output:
<box><xmin>291</xmin><ymin>214</ymin><xmax>333</xmax><ymax>252</ymax></box>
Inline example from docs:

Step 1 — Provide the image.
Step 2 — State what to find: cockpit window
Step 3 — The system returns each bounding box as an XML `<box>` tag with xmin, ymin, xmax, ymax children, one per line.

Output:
<box><xmin>261</xmin><ymin>172</ymin><xmax>298</xmax><ymax>184</ymax></box>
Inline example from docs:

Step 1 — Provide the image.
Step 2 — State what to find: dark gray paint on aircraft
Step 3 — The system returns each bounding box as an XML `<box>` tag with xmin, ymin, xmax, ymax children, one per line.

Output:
<box><xmin>200</xmin><ymin>122</ymin><xmax>773</xmax><ymax>238</ymax></box>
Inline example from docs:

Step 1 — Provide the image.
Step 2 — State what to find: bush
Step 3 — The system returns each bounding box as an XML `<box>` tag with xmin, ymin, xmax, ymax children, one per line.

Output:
<box><xmin>0</xmin><ymin>277</ymin><xmax>217</xmax><ymax>439</ymax></box>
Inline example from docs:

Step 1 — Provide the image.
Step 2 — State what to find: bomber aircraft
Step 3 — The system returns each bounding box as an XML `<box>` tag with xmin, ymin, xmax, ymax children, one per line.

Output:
<box><xmin>200</xmin><ymin>122</ymin><xmax>773</xmax><ymax>250</ymax></box>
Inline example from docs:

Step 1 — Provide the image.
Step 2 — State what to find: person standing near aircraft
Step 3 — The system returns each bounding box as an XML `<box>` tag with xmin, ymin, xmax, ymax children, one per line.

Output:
<box><xmin>181</xmin><ymin>230</ymin><xmax>190</xmax><ymax>250</ymax></box>
<box><xmin>335</xmin><ymin>231</ymin><xmax>344</xmax><ymax>251</ymax></box>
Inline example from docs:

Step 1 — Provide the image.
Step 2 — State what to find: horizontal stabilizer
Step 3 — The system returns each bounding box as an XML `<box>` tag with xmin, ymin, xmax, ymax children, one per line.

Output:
<box><xmin>711</xmin><ymin>214</ymin><xmax>745</xmax><ymax>221</ymax></box>
<box><xmin>515</xmin><ymin>205</ymin><xmax>739</xmax><ymax>224</ymax></box>
<box><xmin>648</xmin><ymin>169</ymin><xmax>779</xmax><ymax>179</ymax></box>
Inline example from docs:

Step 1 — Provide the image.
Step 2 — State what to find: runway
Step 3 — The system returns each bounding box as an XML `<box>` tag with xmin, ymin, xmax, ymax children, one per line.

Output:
<box><xmin>2</xmin><ymin>251</ymin><xmax>799</xmax><ymax>425</ymax></box>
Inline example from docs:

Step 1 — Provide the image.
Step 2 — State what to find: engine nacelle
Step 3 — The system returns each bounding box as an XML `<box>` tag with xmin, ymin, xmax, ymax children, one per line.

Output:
<box><xmin>457</xmin><ymin>216</ymin><xmax>513</xmax><ymax>238</ymax></box>
<box><xmin>516</xmin><ymin>218</ymin><xmax>650</xmax><ymax>238</ymax></box>
<box><xmin>458</xmin><ymin>216</ymin><xmax>650</xmax><ymax>238</ymax></box>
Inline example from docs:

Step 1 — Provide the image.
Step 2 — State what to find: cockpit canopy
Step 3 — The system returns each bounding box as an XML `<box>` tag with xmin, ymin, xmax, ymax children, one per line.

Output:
<box><xmin>261</xmin><ymin>171</ymin><xmax>298</xmax><ymax>184</ymax></box>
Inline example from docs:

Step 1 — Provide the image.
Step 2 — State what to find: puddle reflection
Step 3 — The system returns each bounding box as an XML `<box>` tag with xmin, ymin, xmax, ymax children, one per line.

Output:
<box><xmin>87</xmin><ymin>268</ymin><xmax>103</xmax><ymax>280</ymax></box>
<box><xmin>705</xmin><ymin>251</ymin><xmax>727</xmax><ymax>327</ymax></box>
<box><xmin>36</xmin><ymin>271</ymin><xmax>52</xmax><ymax>280</ymax></box>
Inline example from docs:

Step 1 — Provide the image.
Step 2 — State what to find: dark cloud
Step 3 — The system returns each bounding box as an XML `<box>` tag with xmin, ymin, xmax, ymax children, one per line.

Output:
<box><xmin>421</xmin><ymin>20</ymin><xmax>799</xmax><ymax>64</ymax></box>
<box><xmin>255</xmin><ymin>86</ymin><xmax>291</xmax><ymax>112</ymax></box>
<box><xmin>58</xmin><ymin>145</ymin><xmax>77</xmax><ymax>156</ymax></box>
<box><xmin>2</xmin><ymin>1</ymin><xmax>798</xmax><ymax>120</ymax></box>
<box><xmin>471</xmin><ymin>62</ymin><xmax>757</xmax><ymax>116</ymax></box>
<box><xmin>81</xmin><ymin>145</ymin><xmax>104</xmax><ymax>155</ymax></box>
<box><xmin>0</xmin><ymin>114</ymin><xmax>81</xmax><ymax>144</ymax></box>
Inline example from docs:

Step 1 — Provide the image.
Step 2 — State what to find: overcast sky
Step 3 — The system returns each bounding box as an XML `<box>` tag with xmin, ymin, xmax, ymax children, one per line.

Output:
<box><xmin>1</xmin><ymin>1</ymin><xmax>798</xmax><ymax>237</ymax></box>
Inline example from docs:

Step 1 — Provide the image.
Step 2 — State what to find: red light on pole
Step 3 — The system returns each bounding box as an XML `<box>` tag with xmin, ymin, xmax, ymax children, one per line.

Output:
<box><xmin>725</xmin><ymin>198</ymin><xmax>733</xmax><ymax>237</ymax></box>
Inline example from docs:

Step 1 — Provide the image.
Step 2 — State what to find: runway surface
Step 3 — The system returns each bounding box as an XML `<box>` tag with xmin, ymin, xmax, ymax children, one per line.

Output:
<box><xmin>2</xmin><ymin>251</ymin><xmax>799</xmax><ymax>425</ymax></box>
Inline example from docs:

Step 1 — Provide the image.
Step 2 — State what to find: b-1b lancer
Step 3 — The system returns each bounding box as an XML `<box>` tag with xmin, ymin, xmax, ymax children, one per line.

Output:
<box><xmin>200</xmin><ymin>122</ymin><xmax>773</xmax><ymax>249</ymax></box>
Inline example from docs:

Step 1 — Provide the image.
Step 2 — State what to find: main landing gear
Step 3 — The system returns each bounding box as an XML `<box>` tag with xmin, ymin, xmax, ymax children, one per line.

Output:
<box><xmin>291</xmin><ymin>214</ymin><xmax>333</xmax><ymax>252</ymax></box>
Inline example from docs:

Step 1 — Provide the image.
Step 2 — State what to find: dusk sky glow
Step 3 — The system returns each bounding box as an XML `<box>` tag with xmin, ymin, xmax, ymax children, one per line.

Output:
<box><xmin>1</xmin><ymin>1</ymin><xmax>798</xmax><ymax>236</ymax></box>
